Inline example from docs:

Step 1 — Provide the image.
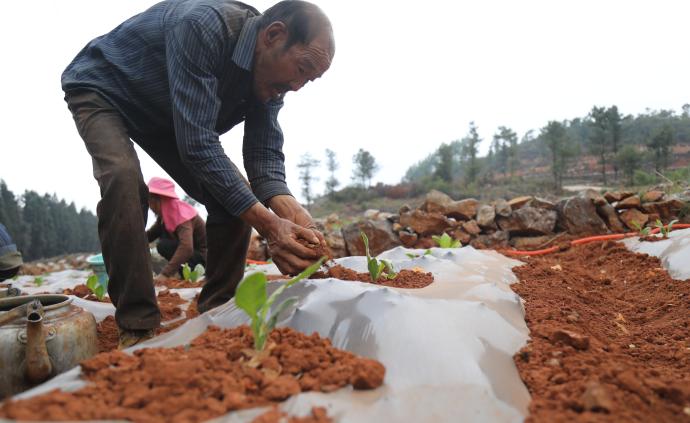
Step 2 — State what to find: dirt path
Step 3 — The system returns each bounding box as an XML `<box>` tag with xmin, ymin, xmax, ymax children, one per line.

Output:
<box><xmin>510</xmin><ymin>241</ymin><xmax>690</xmax><ymax>422</ymax></box>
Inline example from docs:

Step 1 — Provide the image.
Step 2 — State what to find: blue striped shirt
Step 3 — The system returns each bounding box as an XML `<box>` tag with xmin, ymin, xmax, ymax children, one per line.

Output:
<box><xmin>62</xmin><ymin>0</ymin><xmax>292</xmax><ymax>216</ymax></box>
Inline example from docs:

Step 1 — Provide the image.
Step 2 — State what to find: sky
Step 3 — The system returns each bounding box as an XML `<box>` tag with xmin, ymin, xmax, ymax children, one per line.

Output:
<box><xmin>1</xmin><ymin>0</ymin><xmax>689</xmax><ymax>212</ymax></box>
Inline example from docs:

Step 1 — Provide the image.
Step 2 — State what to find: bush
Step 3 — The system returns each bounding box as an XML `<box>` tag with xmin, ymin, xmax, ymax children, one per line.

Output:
<box><xmin>633</xmin><ymin>170</ymin><xmax>657</xmax><ymax>186</ymax></box>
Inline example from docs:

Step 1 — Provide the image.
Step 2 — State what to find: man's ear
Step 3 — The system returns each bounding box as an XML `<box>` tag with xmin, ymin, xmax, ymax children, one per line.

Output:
<box><xmin>263</xmin><ymin>21</ymin><xmax>288</xmax><ymax>47</ymax></box>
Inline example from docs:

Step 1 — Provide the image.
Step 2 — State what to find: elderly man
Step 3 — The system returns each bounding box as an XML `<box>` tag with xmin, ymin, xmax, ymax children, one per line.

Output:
<box><xmin>62</xmin><ymin>0</ymin><xmax>334</xmax><ymax>348</ymax></box>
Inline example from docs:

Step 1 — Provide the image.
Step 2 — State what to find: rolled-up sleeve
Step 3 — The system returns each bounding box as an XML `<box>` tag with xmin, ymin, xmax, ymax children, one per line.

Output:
<box><xmin>243</xmin><ymin>99</ymin><xmax>293</xmax><ymax>203</ymax></box>
<box><xmin>165</xmin><ymin>9</ymin><xmax>258</xmax><ymax>216</ymax></box>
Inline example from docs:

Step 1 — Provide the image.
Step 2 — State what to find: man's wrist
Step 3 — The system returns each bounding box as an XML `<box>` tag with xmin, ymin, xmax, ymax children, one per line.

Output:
<box><xmin>240</xmin><ymin>202</ymin><xmax>279</xmax><ymax>237</ymax></box>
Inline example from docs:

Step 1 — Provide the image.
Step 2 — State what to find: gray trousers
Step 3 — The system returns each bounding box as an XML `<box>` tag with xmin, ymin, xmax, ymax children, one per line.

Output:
<box><xmin>65</xmin><ymin>89</ymin><xmax>252</xmax><ymax>330</ymax></box>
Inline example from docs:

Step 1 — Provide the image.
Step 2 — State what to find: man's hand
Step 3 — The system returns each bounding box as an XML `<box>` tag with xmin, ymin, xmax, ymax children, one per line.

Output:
<box><xmin>268</xmin><ymin>195</ymin><xmax>327</xmax><ymax>246</ymax></box>
<box><xmin>153</xmin><ymin>274</ymin><xmax>169</xmax><ymax>284</ymax></box>
<box><xmin>241</xmin><ymin>202</ymin><xmax>323</xmax><ymax>275</ymax></box>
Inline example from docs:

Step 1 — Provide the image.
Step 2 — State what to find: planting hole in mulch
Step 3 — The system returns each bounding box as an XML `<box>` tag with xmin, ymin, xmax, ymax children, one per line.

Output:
<box><xmin>510</xmin><ymin>241</ymin><xmax>690</xmax><ymax>422</ymax></box>
<box><xmin>311</xmin><ymin>264</ymin><xmax>434</xmax><ymax>289</ymax></box>
<box><xmin>0</xmin><ymin>326</ymin><xmax>384</xmax><ymax>423</ymax></box>
<box><xmin>251</xmin><ymin>406</ymin><xmax>331</xmax><ymax>423</ymax></box>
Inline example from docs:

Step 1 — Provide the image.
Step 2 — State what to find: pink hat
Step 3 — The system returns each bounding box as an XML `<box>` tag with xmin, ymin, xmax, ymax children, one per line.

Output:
<box><xmin>147</xmin><ymin>177</ymin><xmax>179</xmax><ymax>199</ymax></box>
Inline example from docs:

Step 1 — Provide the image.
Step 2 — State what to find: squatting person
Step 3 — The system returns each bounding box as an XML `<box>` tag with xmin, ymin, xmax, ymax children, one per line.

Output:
<box><xmin>62</xmin><ymin>0</ymin><xmax>334</xmax><ymax>348</ymax></box>
<box><xmin>0</xmin><ymin>223</ymin><xmax>23</xmax><ymax>282</ymax></box>
<box><xmin>146</xmin><ymin>177</ymin><xmax>208</xmax><ymax>282</ymax></box>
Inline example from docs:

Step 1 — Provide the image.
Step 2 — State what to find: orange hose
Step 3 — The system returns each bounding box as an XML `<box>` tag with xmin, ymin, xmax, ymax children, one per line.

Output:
<box><xmin>502</xmin><ymin>223</ymin><xmax>690</xmax><ymax>256</ymax></box>
<box><xmin>246</xmin><ymin>259</ymin><xmax>269</xmax><ymax>265</ymax></box>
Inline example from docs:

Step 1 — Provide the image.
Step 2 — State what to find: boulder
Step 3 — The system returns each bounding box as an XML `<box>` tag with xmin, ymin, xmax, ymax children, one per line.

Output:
<box><xmin>557</xmin><ymin>197</ymin><xmax>609</xmax><ymax>235</ymax></box>
<box><xmin>615</xmin><ymin>195</ymin><xmax>641</xmax><ymax>210</ymax></box>
<box><xmin>527</xmin><ymin>197</ymin><xmax>557</xmax><ymax>210</ymax></box>
<box><xmin>476</xmin><ymin>205</ymin><xmax>496</xmax><ymax>227</ymax></box>
<box><xmin>510</xmin><ymin>235</ymin><xmax>554</xmax><ymax>250</ymax></box>
<box><xmin>342</xmin><ymin>220</ymin><xmax>400</xmax><ymax>256</ymax></box>
<box><xmin>641</xmin><ymin>190</ymin><xmax>665</xmax><ymax>203</ymax></box>
<box><xmin>604</xmin><ymin>191</ymin><xmax>635</xmax><ymax>203</ymax></box>
<box><xmin>397</xmin><ymin>229</ymin><xmax>418</xmax><ymax>248</ymax></box>
<box><xmin>420</xmin><ymin>190</ymin><xmax>479</xmax><ymax>220</ymax></box>
<box><xmin>324</xmin><ymin>231</ymin><xmax>347</xmax><ymax>258</ymax></box>
<box><xmin>421</xmin><ymin>190</ymin><xmax>453</xmax><ymax>214</ymax></box>
<box><xmin>363</xmin><ymin>209</ymin><xmax>393</xmax><ymax>221</ymax></box>
<box><xmin>414</xmin><ymin>236</ymin><xmax>437</xmax><ymax>249</ymax></box>
<box><xmin>399</xmin><ymin>209</ymin><xmax>452</xmax><ymax>236</ymax></box>
<box><xmin>494</xmin><ymin>199</ymin><xmax>512</xmax><ymax>217</ymax></box>
<box><xmin>470</xmin><ymin>231</ymin><xmax>510</xmax><ymax>249</ymax></box>
<box><xmin>582</xmin><ymin>189</ymin><xmax>607</xmax><ymax>206</ymax></box>
<box><xmin>596</xmin><ymin>203</ymin><xmax>626</xmax><ymax>233</ymax></box>
<box><xmin>641</xmin><ymin>199</ymin><xmax>685</xmax><ymax>220</ymax></box>
<box><xmin>450</xmin><ymin>228</ymin><xmax>472</xmax><ymax>245</ymax></box>
<box><xmin>462</xmin><ymin>220</ymin><xmax>481</xmax><ymax>235</ymax></box>
<box><xmin>496</xmin><ymin>206</ymin><xmax>558</xmax><ymax>235</ymax></box>
<box><xmin>619</xmin><ymin>209</ymin><xmax>649</xmax><ymax>230</ymax></box>
<box><xmin>508</xmin><ymin>196</ymin><xmax>533</xmax><ymax>210</ymax></box>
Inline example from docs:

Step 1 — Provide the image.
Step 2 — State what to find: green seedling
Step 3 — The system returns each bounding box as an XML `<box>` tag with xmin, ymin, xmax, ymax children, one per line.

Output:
<box><xmin>432</xmin><ymin>232</ymin><xmax>462</xmax><ymax>248</ymax></box>
<box><xmin>361</xmin><ymin>231</ymin><xmax>396</xmax><ymax>281</ymax></box>
<box><xmin>33</xmin><ymin>276</ymin><xmax>44</xmax><ymax>287</ymax></box>
<box><xmin>655</xmin><ymin>219</ymin><xmax>678</xmax><ymax>239</ymax></box>
<box><xmin>86</xmin><ymin>274</ymin><xmax>107</xmax><ymax>300</ymax></box>
<box><xmin>182</xmin><ymin>263</ymin><xmax>205</xmax><ymax>283</ymax></box>
<box><xmin>405</xmin><ymin>249</ymin><xmax>432</xmax><ymax>259</ymax></box>
<box><xmin>631</xmin><ymin>221</ymin><xmax>651</xmax><ymax>237</ymax></box>
<box><xmin>235</xmin><ymin>256</ymin><xmax>326</xmax><ymax>351</ymax></box>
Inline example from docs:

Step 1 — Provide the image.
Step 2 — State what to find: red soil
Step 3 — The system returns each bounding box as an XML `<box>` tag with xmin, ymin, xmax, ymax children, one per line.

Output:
<box><xmin>156</xmin><ymin>278</ymin><xmax>205</xmax><ymax>289</ymax></box>
<box><xmin>251</xmin><ymin>406</ymin><xmax>331</xmax><ymax>423</ymax></box>
<box><xmin>312</xmin><ymin>264</ymin><xmax>434</xmax><ymax>289</ymax></box>
<box><xmin>96</xmin><ymin>290</ymin><xmax>188</xmax><ymax>352</ymax></box>
<box><xmin>511</xmin><ymin>241</ymin><xmax>690</xmax><ymax>422</ymax></box>
<box><xmin>0</xmin><ymin>326</ymin><xmax>384</xmax><ymax>423</ymax></box>
<box><xmin>63</xmin><ymin>284</ymin><xmax>110</xmax><ymax>302</ymax></box>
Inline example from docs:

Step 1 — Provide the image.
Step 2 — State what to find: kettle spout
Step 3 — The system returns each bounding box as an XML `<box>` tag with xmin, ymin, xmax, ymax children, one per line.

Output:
<box><xmin>25</xmin><ymin>299</ymin><xmax>53</xmax><ymax>384</ymax></box>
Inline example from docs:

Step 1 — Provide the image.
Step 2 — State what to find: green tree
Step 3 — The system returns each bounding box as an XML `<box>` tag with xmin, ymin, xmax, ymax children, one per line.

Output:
<box><xmin>607</xmin><ymin>106</ymin><xmax>622</xmax><ymax>180</ymax></box>
<box><xmin>615</xmin><ymin>145</ymin><xmax>642</xmax><ymax>186</ymax></box>
<box><xmin>297</xmin><ymin>153</ymin><xmax>320</xmax><ymax>209</ymax></box>
<box><xmin>324</xmin><ymin>148</ymin><xmax>339</xmax><ymax>197</ymax></box>
<box><xmin>461</xmin><ymin>122</ymin><xmax>481</xmax><ymax>184</ymax></box>
<box><xmin>434</xmin><ymin>142</ymin><xmax>455</xmax><ymax>183</ymax></box>
<box><xmin>492</xmin><ymin>126</ymin><xmax>517</xmax><ymax>178</ymax></box>
<box><xmin>647</xmin><ymin>124</ymin><xmax>675</xmax><ymax>172</ymax></box>
<box><xmin>352</xmin><ymin>148</ymin><xmax>379</xmax><ymax>188</ymax></box>
<box><xmin>588</xmin><ymin>106</ymin><xmax>610</xmax><ymax>185</ymax></box>
<box><xmin>541</xmin><ymin>121</ymin><xmax>574</xmax><ymax>193</ymax></box>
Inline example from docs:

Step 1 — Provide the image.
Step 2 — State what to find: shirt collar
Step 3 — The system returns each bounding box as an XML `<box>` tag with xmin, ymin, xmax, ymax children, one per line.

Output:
<box><xmin>232</xmin><ymin>15</ymin><xmax>261</xmax><ymax>71</ymax></box>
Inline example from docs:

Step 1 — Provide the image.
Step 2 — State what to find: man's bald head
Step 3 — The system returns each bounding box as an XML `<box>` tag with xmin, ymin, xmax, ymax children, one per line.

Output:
<box><xmin>260</xmin><ymin>0</ymin><xmax>335</xmax><ymax>59</ymax></box>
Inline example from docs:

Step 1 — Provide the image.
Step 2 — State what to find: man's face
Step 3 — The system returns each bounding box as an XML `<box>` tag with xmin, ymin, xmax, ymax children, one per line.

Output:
<box><xmin>253</xmin><ymin>22</ymin><xmax>332</xmax><ymax>103</ymax></box>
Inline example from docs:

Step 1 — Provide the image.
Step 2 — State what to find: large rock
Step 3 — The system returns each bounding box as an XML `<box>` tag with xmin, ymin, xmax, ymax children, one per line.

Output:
<box><xmin>642</xmin><ymin>199</ymin><xmax>685</xmax><ymax>220</ymax></box>
<box><xmin>604</xmin><ymin>191</ymin><xmax>635</xmax><ymax>203</ymax></box>
<box><xmin>470</xmin><ymin>231</ymin><xmax>510</xmax><ymax>249</ymax></box>
<box><xmin>510</xmin><ymin>235</ymin><xmax>554</xmax><ymax>250</ymax></box>
<box><xmin>557</xmin><ymin>197</ymin><xmax>609</xmax><ymax>235</ymax></box>
<box><xmin>342</xmin><ymin>220</ymin><xmax>400</xmax><ymax>256</ymax></box>
<box><xmin>494</xmin><ymin>199</ymin><xmax>512</xmax><ymax>217</ymax></box>
<box><xmin>596</xmin><ymin>203</ymin><xmax>626</xmax><ymax>233</ymax></box>
<box><xmin>476</xmin><ymin>205</ymin><xmax>496</xmax><ymax>227</ymax></box>
<box><xmin>619</xmin><ymin>209</ymin><xmax>649</xmax><ymax>230</ymax></box>
<box><xmin>527</xmin><ymin>197</ymin><xmax>557</xmax><ymax>210</ymax></box>
<box><xmin>398</xmin><ymin>230</ymin><xmax>418</xmax><ymax>248</ymax></box>
<box><xmin>363</xmin><ymin>209</ymin><xmax>394</xmax><ymax>221</ymax></box>
<box><xmin>641</xmin><ymin>190</ymin><xmax>665</xmax><ymax>203</ymax></box>
<box><xmin>450</xmin><ymin>228</ymin><xmax>472</xmax><ymax>245</ymax></box>
<box><xmin>615</xmin><ymin>195</ymin><xmax>641</xmax><ymax>210</ymax></box>
<box><xmin>399</xmin><ymin>209</ymin><xmax>452</xmax><ymax>236</ymax></box>
<box><xmin>420</xmin><ymin>190</ymin><xmax>479</xmax><ymax>220</ymax></box>
<box><xmin>582</xmin><ymin>189</ymin><xmax>607</xmax><ymax>206</ymax></box>
<box><xmin>508</xmin><ymin>196</ymin><xmax>533</xmax><ymax>210</ymax></box>
<box><xmin>496</xmin><ymin>206</ymin><xmax>557</xmax><ymax>235</ymax></box>
<box><xmin>462</xmin><ymin>220</ymin><xmax>481</xmax><ymax>235</ymax></box>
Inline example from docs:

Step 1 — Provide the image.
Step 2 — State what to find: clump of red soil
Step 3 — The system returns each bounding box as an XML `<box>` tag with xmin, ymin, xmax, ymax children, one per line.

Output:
<box><xmin>511</xmin><ymin>241</ymin><xmax>690</xmax><ymax>422</ymax></box>
<box><xmin>63</xmin><ymin>284</ymin><xmax>110</xmax><ymax>302</ymax></box>
<box><xmin>156</xmin><ymin>278</ymin><xmax>205</xmax><ymax>289</ymax></box>
<box><xmin>252</xmin><ymin>406</ymin><xmax>331</xmax><ymax>423</ymax></box>
<box><xmin>312</xmin><ymin>264</ymin><xmax>434</xmax><ymax>289</ymax></box>
<box><xmin>639</xmin><ymin>235</ymin><xmax>668</xmax><ymax>243</ymax></box>
<box><xmin>96</xmin><ymin>290</ymin><xmax>188</xmax><ymax>352</ymax></box>
<box><xmin>0</xmin><ymin>326</ymin><xmax>385</xmax><ymax>423</ymax></box>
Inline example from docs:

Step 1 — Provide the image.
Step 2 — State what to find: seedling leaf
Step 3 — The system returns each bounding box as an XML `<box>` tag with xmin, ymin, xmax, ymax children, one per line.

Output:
<box><xmin>235</xmin><ymin>272</ymin><xmax>267</xmax><ymax>319</ymax></box>
<box><xmin>182</xmin><ymin>263</ymin><xmax>192</xmax><ymax>281</ymax></box>
<box><xmin>432</xmin><ymin>232</ymin><xmax>462</xmax><ymax>248</ymax></box>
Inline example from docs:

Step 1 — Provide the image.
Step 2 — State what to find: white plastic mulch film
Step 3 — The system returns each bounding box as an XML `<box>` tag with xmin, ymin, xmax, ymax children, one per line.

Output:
<box><xmin>623</xmin><ymin>227</ymin><xmax>690</xmax><ymax>281</ymax></box>
<box><xmin>7</xmin><ymin>246</ymin><xmax>531</xmax><ymax>423</ymax></box>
